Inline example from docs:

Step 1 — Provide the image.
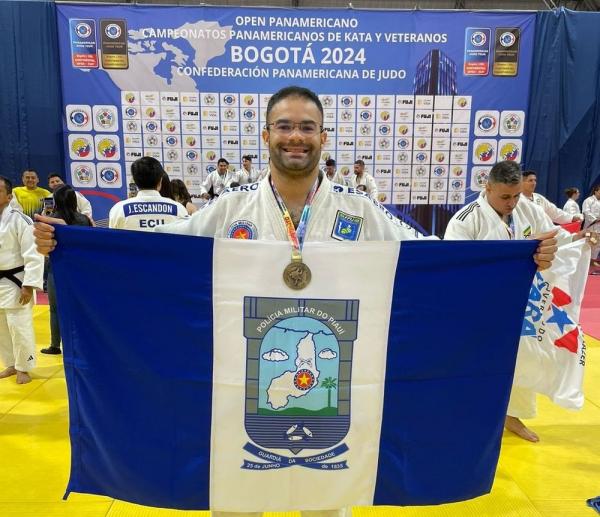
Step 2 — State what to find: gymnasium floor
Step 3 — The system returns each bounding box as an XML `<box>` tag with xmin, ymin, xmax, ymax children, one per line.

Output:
<box><xmin>1</xmin><ymin>304</ymin><xmax>599</xmax><ymax>517</ymax></box>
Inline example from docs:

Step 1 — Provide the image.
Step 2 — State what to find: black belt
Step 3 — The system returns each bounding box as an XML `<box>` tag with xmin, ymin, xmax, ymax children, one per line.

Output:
<box><xmin>0</xmin><ymin>265</ymin><xmax>25</xmax><ymax>289</ymax></box>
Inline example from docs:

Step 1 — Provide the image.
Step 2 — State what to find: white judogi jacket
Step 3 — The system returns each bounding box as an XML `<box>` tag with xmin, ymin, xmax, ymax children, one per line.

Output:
<box><xmin>238</xmin><ymin>167</ymin><xmax>261</xmax><ymax>184</ymax></box>
<box><xmin>75</xmin><ymin>191</ymin><xmax>93</xmax><ymax>219</ymax></box>
<box><xmin>157</xmin><ymin>175</ymin><xmax>423</xmax><ymax>241</ymax></box>
<box><xmin>325</xmin><ymin>171</ymin><xmax>344</xmax><ymax>185</ymax></box>
<box><xmin>523</xmin><ymin>192</ymin><xmax>576</xmax><ymax>224</ymax></box>
<box><xmin>582</xmin><ymin>195</ymin><xmax>600</xmax><ymax>229</ymax></box>
<box><xmin>583</xmin><ymin>194</ymin><xmax>600</xmax><ymax>258</ymax></box>
<box><xmin>201</xmin><ymin>170</ymin><xmax>243</xmax><ymax>197</ymax></box>
<box><xmin>108</xmin><ymin>190</ymin><xmax>188</xmax><ymax>232</ymax></box>
<box><xmin>445</xmin><ymin>192</ymin><xmax>572</xmax><ymax>245</ymax></box>
<box><xmin>9</xmin><ymin>198</ymin><xmax>23</xmax><ymax>212</ymax></box>
<box><xmin>563</xmin><ymin>198</ymin><xmax>581</xmax><ymax>217</ymax></box>
<box><xmin>342</xmin><ymin>172</ymin><xmax>378</xmax><ymax>199</ymax></box>
<box><xmin>0</xmin><ymin>208</ymin><xmax>43</xmax><ymax>308</ymax></box>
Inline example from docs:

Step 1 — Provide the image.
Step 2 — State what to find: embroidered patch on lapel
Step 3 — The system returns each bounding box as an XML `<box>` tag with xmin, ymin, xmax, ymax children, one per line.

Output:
<box><xmin>522</xmin><ymin>225</ymin><xmax>532</xmax><ymax>238</ymax></box>
<box><xmin>227</xmin><ymin>220</ymin><xmax>257</xmax><ymax>239</ymax></box>
<box><xmin>331</xmin><ymin>211</ymin><xmax>363</xmax><ymax>241</ymax></box>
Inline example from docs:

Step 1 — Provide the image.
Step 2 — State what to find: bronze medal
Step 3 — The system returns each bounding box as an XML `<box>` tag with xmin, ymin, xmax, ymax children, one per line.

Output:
<box><xmin>283</xmin><ymin>261</ymin><xmax>312</xmax><ymax>290</ymax></box>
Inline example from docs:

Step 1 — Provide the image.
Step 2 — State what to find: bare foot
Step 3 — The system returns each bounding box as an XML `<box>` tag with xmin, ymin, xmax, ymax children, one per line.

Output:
<box><xmin>16</xmin><ymin>371</ymin><xmax>32</xmax><ymax>384</ymax></box>
<box><xmin>505</xmin><ymin>415</ymin><xmax>539</xmax><ymax>442</ymax></box>
<box><xmin>0</xmin><ymin>366</ymin><xmax>17</xmax><ymax>379</ymax></box>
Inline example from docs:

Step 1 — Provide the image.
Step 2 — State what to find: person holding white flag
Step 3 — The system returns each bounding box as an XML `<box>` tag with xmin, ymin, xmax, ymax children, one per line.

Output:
<box><xmin>33</xmin><ymin>87</ymin><xmax>561</xmax><ymax>515</ymax></box>
<box><xmin>445</xmin><ymin>160</ymin><xmax>598</xmax><ymax>443</ymax></box>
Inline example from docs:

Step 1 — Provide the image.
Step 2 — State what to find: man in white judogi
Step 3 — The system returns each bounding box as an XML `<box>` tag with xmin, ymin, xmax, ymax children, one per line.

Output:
<box><xmin>0</xmin><ymin>176</ymin><xmax>44</xmax><ymax>385</ymax></box>
<box><xmin>324</xmin><ymin>159</ymin><xmax>343</xmax><ymax>185</ymax></box>
<box><xmin>445</xmin><ymin>160</ymin><xmax>596</xmax><ymax>442</ymax></box>
<box><xmin>521</xmin><ymin>170</ymin><xmax>582</xmax><ymax>224</ymax></box>
<box><xmin>201</xmin><ymin>158</ymin><xmax>243</xmax><ymax>199</ymax></box>
<box><xmin>34</xmin><ymin>88</ymin><xmax>560</xmax><ymax>515</ymax></box>
<box><xmin>237</xmin><ymin>155</ymin><xmax>262</xmax><ymax>184</ymax></box>
<box><xmin>342</xmin><ymin>160</ymin><xmax>378</xmax><ymax>199</ymax></box>
<box><xmin>582</xmin><ymin>185</ymin><xmax>600</xmax><ymax>265</ymax></box>
<box><xmin>109</xmin><ymin>157</ymin><xmax>188</xmax><ymax>231</ymax></box>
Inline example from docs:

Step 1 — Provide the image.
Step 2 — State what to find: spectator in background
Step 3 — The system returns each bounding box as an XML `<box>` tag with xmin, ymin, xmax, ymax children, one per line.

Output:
<box><xmin>108</xmin><ymin>157</ymin><xmax>187</xmax><ymax>231</ymax></box>
<box><xmin>238</xmin><ymin>155</ymin><xmax>261</xmax><ymax>184</ymax></box>
<box><xmin>201</xmin><ymin>158</ymin><xmax>242</xmax><ymax>200</ymax></box>
<box><xmin>324</xmin><ymin>158</ymin><xmax>342</xmax><ymax>184</ymax></box>
<box><xmin>563</xmin><ymin>188</ymin><xmax>582</xmax><ymax>218</ymax></box>
<box><xmin>159</xmin><ymin>171</ymin><xmax>174</xmax><ymax>200</ymax></box>
<box><xmin>128</xmin><ymin>182</ymin><xmax>139</xmax><ymax>199</ymax></box>
<box><xmin>12</xmin><ymin>170</ymin><xmax>51</xmax><ymax>217</ymax></box>
<box><xmin>583</xmin><ymin>185</ymin><xmax>600</xmax><ymax>267</ymax></box>
<box><xmin>521</xmin><ymin>170</ymin><xmax>582</xmax><ymax>223</ymax></box>
<box><xmin>347</xmin><ymin>159</ymin><xmax>378</xmax><ymax>199</ymax></box>
<box><xmin>0</xmin><ymin>176</ymin><xmax>44</xmax><ymax>384</ymax></box>
<box><xmin>171</xmin><ymin>179</ymin><xmax>198</xmax><ymax>215</ymax></box>
<box><xmin>41</xmin><ymin>185</ymin><xmax>93</xmax><ymax>355</ymax></box>
<box><xmin>47</xmin><ymin>173</ymin><xmax>93</xmax><ymax>221</ymax></box>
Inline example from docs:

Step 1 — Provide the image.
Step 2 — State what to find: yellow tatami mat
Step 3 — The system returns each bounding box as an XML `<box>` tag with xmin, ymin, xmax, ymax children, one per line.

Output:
<box><xmin>1</xmin><ymin>306</ymin><xmax>598</xmax><ymax>516</ymax></box>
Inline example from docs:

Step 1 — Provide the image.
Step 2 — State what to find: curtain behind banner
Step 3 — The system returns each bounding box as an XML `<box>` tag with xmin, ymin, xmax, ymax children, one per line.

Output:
<box><xmin>525</xmin><ymin>8</ymin><xmax>600</xmax><ymax>205</ymax></box>
<box><xmin>0</xmin><ymin>0</ymin><xmax>63</xmax><ymax>185</ymax></box>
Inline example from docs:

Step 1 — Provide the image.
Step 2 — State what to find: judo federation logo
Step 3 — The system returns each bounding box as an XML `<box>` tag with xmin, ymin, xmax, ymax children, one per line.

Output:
<box><xmin>242</xmin><ymin>297</ymin><xmax>359</xmax><ymax>471</ymax></box>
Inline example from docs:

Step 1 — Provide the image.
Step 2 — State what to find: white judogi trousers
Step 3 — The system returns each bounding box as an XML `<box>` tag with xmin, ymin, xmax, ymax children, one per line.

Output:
<box><xmin>0</xmin><ymin>306</ymin><xmax>36</xmax><ymax>372</ymax></box>
<box><xmin>507</xmin><ymin>386</ymin><xmax>537</xmax><ymax>419</ymax></box>
<box><xmin>213</xmin><ymin>510</ymin><xmax>348</xmax><ymax>517</ymax></box>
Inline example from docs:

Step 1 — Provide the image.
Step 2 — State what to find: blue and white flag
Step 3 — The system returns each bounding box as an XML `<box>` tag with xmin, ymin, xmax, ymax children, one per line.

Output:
<box><xmin>52</xmin><ymin>226</ymin><xmax>537</xmax><ymax>512</ymax></box>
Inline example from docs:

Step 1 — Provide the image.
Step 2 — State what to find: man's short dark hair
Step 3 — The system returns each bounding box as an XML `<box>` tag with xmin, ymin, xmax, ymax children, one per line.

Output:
<box><xmin>242</xmin><ymin>155</ymin><xmax>252</xmax><ymax>162</ymax></box>
<box><xmin>266</xmin><ymin>86</ymin><xmax>323</xmax><ymax>123</ymax></box>
<box><xmin>130</xmin><ymin>157</ymin><xmax>165</xmax><ymax>189</ymax></box>
<box><xmin>48</xmin><ymin>172</ymin><xmax>64</xmax><ymax>182</ymax></box>
<box><xmin>488</xmin><ymin>160</ymin><xmax>522</xmax><ymax>185</ymax></box>
<box><xmin>217</xmin><ymin>158</ymin><xmax>229</xmax><ymax>166</ymax></box>
<box><xmin>22</xmin><ymin>169</ymin><xmax>38</xmax><ymax>177</ymax></box>
<box><xmin>354</xmin><ymin>159</ymin><xmax>365</xmax><ymax>166</ymax></box>
<box><xmin>0</xmin><ymin>175</ymin><xmax>13</xmax><ymax>195</ymax></box>
<box><xmin>522</xmin><ymin>169</ymin><xmax>537</xmax><ymax>178</ymax></box>
<box><xmin>325</xmin><ymin>159</ymin><xmax>336</xmax><ymax>167</ymax></box>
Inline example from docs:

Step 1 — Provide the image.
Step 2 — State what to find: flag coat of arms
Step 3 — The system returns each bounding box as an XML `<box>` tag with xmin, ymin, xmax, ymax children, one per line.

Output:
<box><xmin>52</xmin><ymin>226</ymin><xmax>538</xmax><ymax>511</ymax></box>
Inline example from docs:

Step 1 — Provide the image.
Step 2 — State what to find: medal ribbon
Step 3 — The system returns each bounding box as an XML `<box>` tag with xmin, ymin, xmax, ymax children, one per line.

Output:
<box><xmin>270</xmin><ymin>176</ymin><xmax>320</xmax><ymax>262</ymax></box>
<box><xmin>503</xmin><ymin>215</ymin><xmax>515</xmax><ymax>240</ymax></box>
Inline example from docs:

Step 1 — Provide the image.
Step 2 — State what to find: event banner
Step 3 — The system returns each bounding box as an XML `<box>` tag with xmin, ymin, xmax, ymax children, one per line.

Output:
<box><xmin>56</xmin><ymin>6</ymin><xmax>535</xmax><ymax>223</ymax></box>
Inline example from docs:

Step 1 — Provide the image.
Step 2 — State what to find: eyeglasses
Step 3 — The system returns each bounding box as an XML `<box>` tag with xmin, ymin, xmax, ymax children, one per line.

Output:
<box><xmin>265</xmin><ymin>120</ymin><xmax>323</xmax><ymax>136</ymax></box>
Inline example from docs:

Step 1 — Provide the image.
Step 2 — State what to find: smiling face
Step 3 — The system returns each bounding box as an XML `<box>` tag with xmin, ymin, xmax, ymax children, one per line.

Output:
<box><xmin>22</xmin><ymin>170</ymin><xmax>39</xmax><ymax>190</ymax></box>
<box><xmin>262</xmin><ymin>96</ymin><xmax>326</xmax><ymax>180</ymax></box>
